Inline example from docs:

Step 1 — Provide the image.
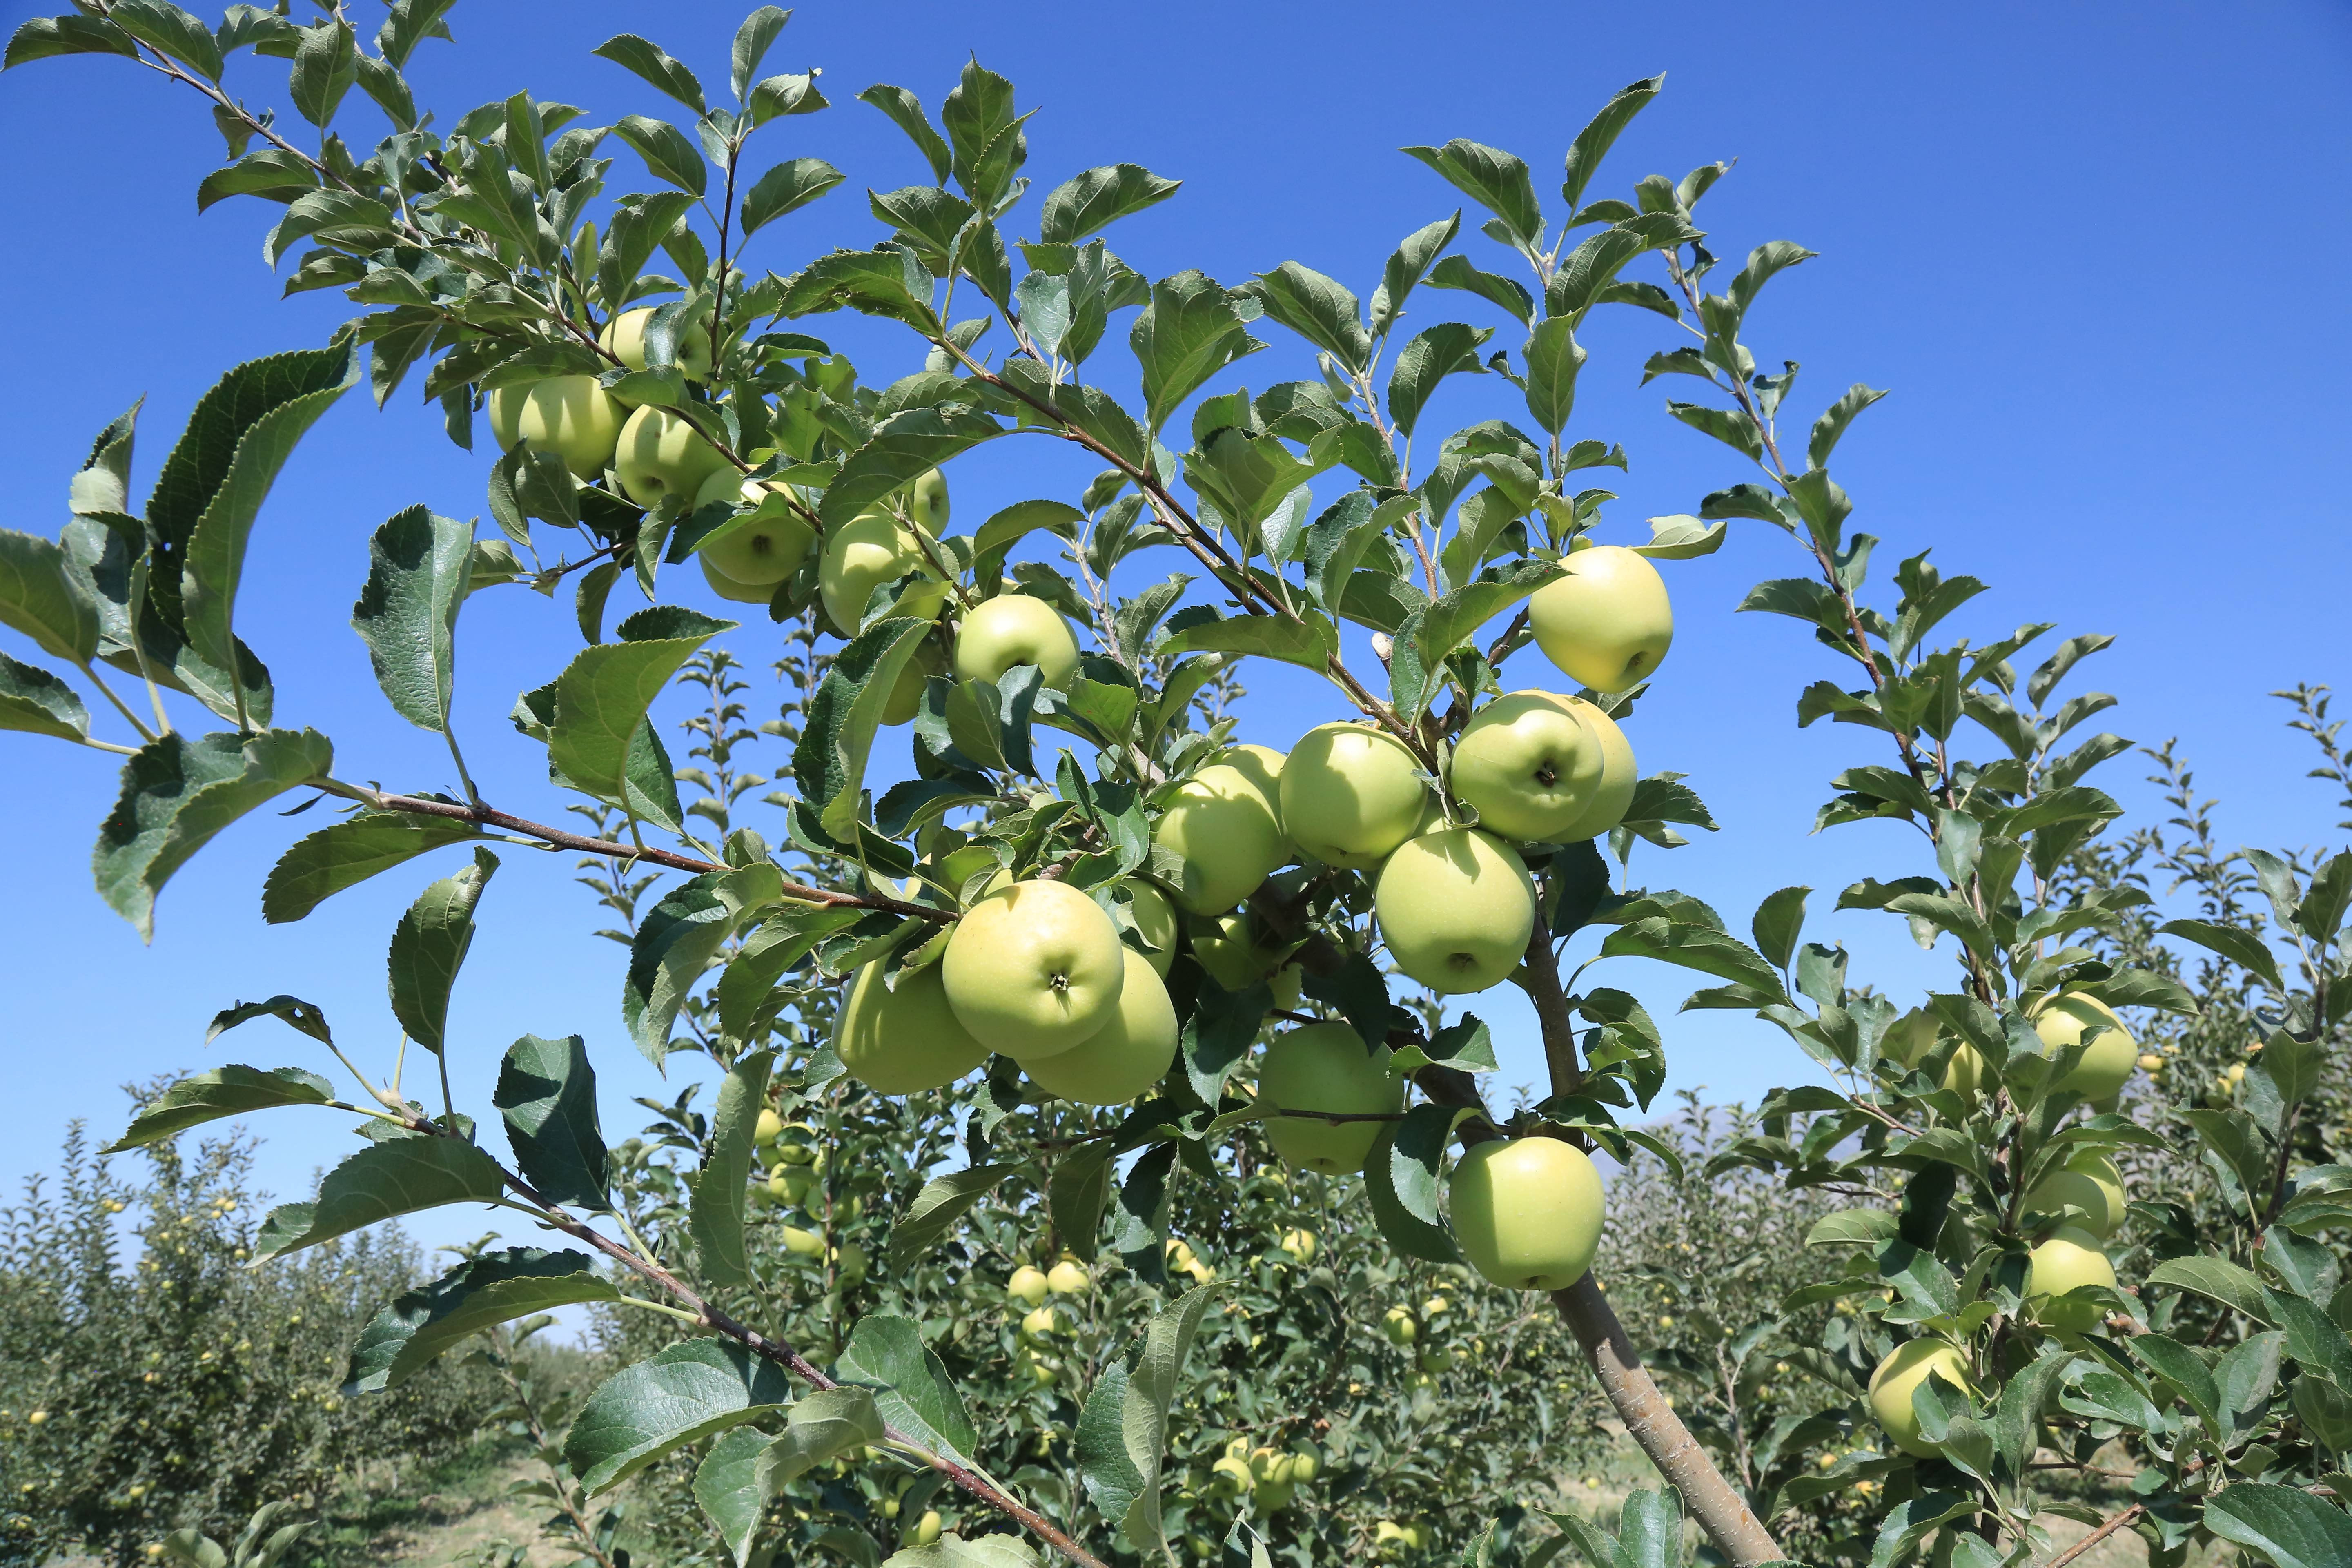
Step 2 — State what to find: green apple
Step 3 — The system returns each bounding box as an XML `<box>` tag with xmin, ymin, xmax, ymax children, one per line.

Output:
<box><xmin>1450</xmin><ymin>690</ymin><xmax>1605</xmax><ymax>841</ymax></box>
<box><xmin>880</xmin><ymin>639</ymin><xmax>946</xmax><ymax>727</ymax></box>
<box><xmin>1878</xmin><ymin>1007</ymin><xmax>1941</xmax><ymax>1070</ymax></box>
<box><xmin>905</xmin><ymin>466</ymin><xmax>949</xmax><ymax>532</ymax></box>
<box><xmin>1256</xmin><ymin>1021</ymin><xmax>1401</xmax><ymax>1174</ymax></box>
<box><xmin>701</xmin><ymin>555</ymin><xmax>779</xmax><ymax>605</ymax></box>
<box><xmin>485</xmin><ymin>374</ymin><xmax>623</xmax><ymax>477</ymax></box>
<box><xmin>693</xmin><ymin>468</ymin><xmax>813</xmax><ymax>585</ymax></box>
<box><xmin>1046</xmin><ymin>1256</ymin><xmax>1092</xmax><ymax>1294</ymax></box>
<box><xmin>1381</xmin><ymin>1304</ymin><xmax>1418</xmax><ymax>1345</ymax></box>
<box><xmin>1022</xmin><ymin>949</ymin><xmax>1178</xmax><ymax>1105</ymax></box>
<box><xmin>1153</xmin><ymin>763</ymin><xmax>1289</xmax><ymax>914</ymax></box>
<box><xmin>1218</xmin><ymin>744</ymin><xmax>1287</xmax><ymax>829</ymax></box>
<box><xmin>1528</xmin><ymin>543</ymin><xmax>1673</xmax><ymax>692</ymax></box>
<box><xmin>614</xmin><ymin>405</ymin><xmax>728</xmax><ymax>508</ymax></box>
<box><xmin>599</xmin><ymin>305</ymin><xmax>713</xmax><ymax>383</ymax></box>
<box><xmin>1550</xmin><ymin>696</ymin><xmax>1637</xmax><ymax>842</ymax></box>
<box><xmin>1007</xmin><ymin>1265</ymin><xmax>1049</xmax><ymax>1307</ymax></box>
<box><xmin>2026</xmin><ymin>1226</ymin><xmax>2116</xmax><ymax>1333</ymax></box>
<box><xmin>2023</xmin><ymin>1149</ymin><xmax>2127</xmax><ymax>1239</ymax></box>
<box><xmin>834</xmin><ymin>959</ymin><xmax>991</xmax><ymax>1095</ymax></box>
<box><xmin>1280</xmin><ymin>722</ymin><xmax>1428</xmax><ymax>869</ymax></box>
<box><xmin>2032</xmin><ymin>992</ymin><xmax>2136</xmax><ymax>1100</ymax></box>
<box><xmin>1122</xmin><ymin>880</ymin><xmax>1179</xmax><ymax>977</ymax></box>
<box><xmin>819</xmin><ymin>506</ymin><xmax>944</xmax><ymax>634</ymax></box>
<box><xmin>1192</xmin><ymin>910</ymin><xmax>1296</xmax><ymax>993</ymax></box>
<box><xmin>1449</xmin><ymin>1136</ymin><xmax>1604</xmax><ymax>1290</ymax></box>
<box><xmin>941</xmin><ymin>878</ymin><xmax>1127</xmax><ymax>1058</ymax></box>
<box><xmin>952</xmin><ymin>594</ymin><xmax>1080</xmax><ymax>690</ymax></box>
<box><xmin>1375</xmin><ymin>827</ymin><xmax>1536</xmax><ymax>994</ymax></box>
<box><xmin>1943</xmin><ymin>1042</ymin><xmax>1987</xmax><ymax>1101</ymax></box>
<box><xmin>1867</xmin><ymin>1339</ymin><xmax>1973</xmax><ymax>1457</ymax></box>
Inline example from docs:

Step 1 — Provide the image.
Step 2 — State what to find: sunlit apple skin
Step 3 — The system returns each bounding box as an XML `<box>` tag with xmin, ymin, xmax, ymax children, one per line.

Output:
<box><xmin>1022</xmin><ymin>949</ymin><xmax>1178</xmax><ymax>1105</ymax></box>
<box><xmin>2027</xmin><ymin>1227</ymin><xmax>2117</xmax><ymax>1333</ymax></box>
<box><xmin>953</xmin><ymin>594</ymin><xmax>1081</xmax><ymax>690</ymax></box>
<box><xmin>1450</xmin><ymin>1136</ymin><xmax>1604</xmax><ymax>1291</ymax></box>
<box><xmin>907</xmin><ymin>467</ymin><xmax>949</xmax><ymax>533</ymax></box>
<box><xmin>599</xmin><ymin>305</ymin><xmax>714</xmax><ymax>384</ymax></box>
<box><xmin>2032</xmin><ymin>993</ymin><xmax>2136</xmax><ymax>1100</ymax></box>
<box><xmin>1192</xmin><ymin>911</ymin><xmax>1296</xmax><ymax>993</ymax></box>
<box><xmin>834</xmin><ymin>960</ymin><xmax>991</xmax><ymax>1095</ymax></box>
<box><xmin>1122</xmin><ymin>880</ymin><xmax>1179</xmax><ymax>977</ymax></box>
<box><xmin>701</xmin><ymin>554</ymin><xmax>778</xmax><ymax>605</ymax></box>
<box><xmin>1218</xmin><ymin>745</ymin><xmax>1286</xmax><ymax>824</ymax></box>
<box><xmin>1153</xmin><ymin>764</ymin><xmax>1289</xmax><ymax>915</ymax></box>
<box><xmin>1280</xmin><ymin>723</ymin><xmax>1428</xmax><ymax>870</ymax></box>
<box><xmin>614</xmin><ymin>405</ymin><xmax>728</xmax><ymax>508</ymax></box>
<box><xmin>819</xmin><ymin>507</ymin><xmax>944</xmax><ymax>635</ymax></box>
<box><xmin>1528</xmin><ymin>544</ymin><xmax>1673</xmax><ymax>693</ymax></box>
<box><xmin>1868</xmin><ymin>1340</ymin><xmax>1973</xmax><ymax>1457</ymax></box>
<box><xmin>1375</xmin><ymin>828</ymin><xmax>1535</xmax><ymax>995</ymax></box>
<box><xmin>486</xmin><ymin>374</ymin><xmax>623</xmax><ymax>477</ymax></box>
<box><xmin>1549</xmin><ymin>697</ymin><xmax>1637</xmax><ymax>842</ymax></box>
<box><xmin>1451</xmin><ymin>690</ymin><xmax>1605</xmax><ymax>841</ymax></box>
<box><xmin>942</xmin><ymin>878</ymin><xmax>1126</xmax><ymax>1058</ymax></box>
<box><xmin>1943</xmin><ymin>1042</ymin><xmax>1987</xmax><ymax>1101</ymax></box>
<box><xmin>693</xmin><ymin>469</ymin><xmax>812</xmax><ymax>585</ymax></box>
<box><xmin>2023</xmin><ymin>1150</ymin><xmax>2127</xmax><ymax>1240</ymax></box>
<box><xmin>1256</xmin><ymin>1021</ymin><xmax>1400</xmax><ymax>1174</ymax></box>
<box><xmin>880</xmin><ymin>640</ymin><xmax>946</xmax><ymax>726</ymax></box>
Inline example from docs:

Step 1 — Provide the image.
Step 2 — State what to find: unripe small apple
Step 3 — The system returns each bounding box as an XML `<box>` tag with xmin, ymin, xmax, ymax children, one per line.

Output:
<box><xmin>780</xmin><ymin>1226</ymin><xmax>824</xmax><ymax>1257</ymax></box>
<box><xmin>1167</xmin><ymin>1239</ymin><xmax>1199</xmax><ymax>1272</ymax></box>
<box><xmin>1287</xmin><ymin>1447</ymin><xmax>1320</xmax><ymax>1483</ymax></box>
<box><xmin>2027</xmin><ymin>1226</ymin><xmax>2116</xmax><ymax>1333</ymax></box>
<box><xmin>1122</xmin><ymin>880</ymin><xmax>1179</xmax><ymax>977</ymax></box>
<box><xmin>835</xmin><ymin>959</ymin><xmax>991</xmax><ymax>1096</ymax></box>
<box><xmin>1252</xmin><ymin>1479</ymin><xmax>1294</xmax><ymax>1514</ymax></box>
<box><xmin>1022</xmin><ymin>949</ymin><xmax>1177</xmax><ymax>1105</ymax></box>
<box><xmin>1046</xmin><ymin>1256</ymin><xmax>1092</xmax><ymax>1295</ymax></box>
<box><xmin>2023</xmin><ymin>1149</ymin><xmax>2127</xmax><ymax>1240</ymax></box>
<box><xmin>1257</xmin><ymin>1022</ymin><xmax>1401</xmax><ymax>1174</ymax></box>
<box><xmin>1278</xmin><ymin>1227</ymin><xmax>1316</xmax><ymax>1263</ymax></box>
<box><xmin>599</xmin><ymin>305</ymin><xmax>713</xmax><ymax>384</ymax></box>
<box><xmin>1868</xmin><ymin>1339</ymin><xmax>1973</xmax><ymax>1457</ymax></box>
<box><xmin>1191</xmin><ymin>911</ymin><xmax>1296</xmax><ymax>993</ymax></box>
<box><xmin>1153</xmin><ymin>764</ymin><xmax>1289</xmax><ymax>915</ymax></box>
<box><xmin>1381</xmin><ymin>1304</ymin><xmax>1418</xmax><ymax>1345</ymax></box>
<box><xmin>942</xmin><ymin>878</ymin><xmax>1127</xmax><ymax>1058</ymax></box>
<box><xmin>953</xmin><ymin>594</ymin><xmax>1081</xmax><ymax>690</ymax></box>
<box><xmin>906</xmin><ymin>466</ymin><xmax>949</xmax><ymax>533</ymax></box>
<box><xmin>1943</xmin><ymin>1042</ymin><xmax>1987</xmax><ymax>1101</ymax></box>
<box><xmin>1007</xmin><ymin>1265</ymin><xmax>1049</xmax><ymax>1307</ymax></box>
<box><xmin>614</xmin><ymin>405</ymin><xmax>727</xmax><ymax>508</ymax></box>
<box><xmin>486</xmin><ymin>374</ymin><xmax>623</xmax><ymax>477</ymax></box>
<box><xmin>773</xmin><ymin>1140</ymin><xmax>815</xmax><ymax>1166</ymax></box>
<box><xmin>909</xmin><ymin>1510</ymin><xmax>942</xmax><ymax>1546</ymax></box>
<box><xmin>1451</xmin><ymin>690</ymin><xmax>1606</xmax><ymax>841</ymax></box>
<box><xmin>754</xmin><ymin>1108</ymin><xmax>785</xmax><ymax>1144</ymax></box>
<box><xmin>1449</xmin><ymin>1136</ymin><xmax>1605</xmax><ymax>1290</ymax></box>
<box><xmin>1020</xmin><ymin>1304</ymin><xmax>1060</xmax><ymax>1342</ymax></box>
<box><xmin>1548</xmin><ymin>696</ymin><xmax>1637</xmax><ymax>842</ymax></box>
<box><xmin>2032</xmin><ymin>992</ymin><xmax>2137</xmax><ymax>1101</ymax></box>
<box><xmin>1528</xmin><ymin>544</ymin><xmax>1673</xmax><ymax>692</ymax></box>
<box><xmin>693</xmin><ymin>468</ymin><xmax>813</xmax><ymax>586</ymax></box>
<box><xmin>819</xmin><ymin>507</ymin><xmax>944</xmax><ymax>635</ymax></box>
<box><xmin>1375</xmin><ymin>828</ymin><xmax>1536</xmax><ymax>995</ymax></box>
<box><xmin>1208</xmin><ymin>1455</ymin><xmax>1254</xmax><ymax>1497</ymax></box>
<box><xmin>1279</xmin><ymin>723</ymin><xmax>1429</xmax><ymax>869</ymax></box>
<box><xmin>833</xmin><ymin>1241</ymin><xmax>868</xmax><ymax>1284</ymax></box>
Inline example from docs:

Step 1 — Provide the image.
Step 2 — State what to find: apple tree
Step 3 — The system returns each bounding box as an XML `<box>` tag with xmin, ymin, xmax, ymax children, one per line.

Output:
<box><xmin>5</xmin><ymin>6</ymin><xmax>2350</xmax><ymax>1568</ymax></box>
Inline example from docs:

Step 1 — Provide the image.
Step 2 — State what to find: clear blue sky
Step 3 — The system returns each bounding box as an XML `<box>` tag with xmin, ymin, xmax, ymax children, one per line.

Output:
<box><xmin>2</xmin><ymin>0</ymin><xmax>2348</xmax><ymax>1256</ymax></box>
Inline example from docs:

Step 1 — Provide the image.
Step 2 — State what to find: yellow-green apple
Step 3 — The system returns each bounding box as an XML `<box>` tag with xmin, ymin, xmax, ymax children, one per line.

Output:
<box><xmin>1528</xmin><ymin>543</ymin><xmax>1673</xmax><ymax>692</ymax></box>
<box><xmin>819</xmin><ymin>507</ymin><xmax>944</xmax><ymax>634</ymax></box>
<box><xmin>1280</xmin><ymin>722</ymin><xmax>1429</xmax><ymax>869</ymax></box>
<box><xmin>1218</xmin><ymin>744</ymin><xmax>1287</xmax><ymax>832</ymax></box>
<box><xmin>2023</xmin><ymin>1149</ymin><xmax>2127</xmax><ymax>1239</ymax></box>
<box><xmin>1153</xmin><ymin>764</ymin><xmax>1288</xmax><ymax>914</ymax></box>
<box><xmin>1450</xmin><ymin>690</ymin><xmax>1605</xmax><ymax>841</ymax></box>
<box><xmin>1192</xmin><ymin>911</ymin><xmax>1296</xmax><ymax>993</ymax></box>
<box><xmin>1381</xmin><ymin>1305</ymin><xmax>1417</xmax><ymax>1345</ymax></box>
<box><xmin>2031</xmin><ymin>992</ymin><xmax>2136</xmax><ymax>1100</ymax></box>
<box><xmin>701</xmin><ymin>555</ymin><xmax>778</xmax><ymax>605</ymax></box>
<box><xmin>1944</xmin><ymin>1042</ymin><xmax>1987</xmax><ymax>1101</ymax></box>
<box><xmin>1046</xmin><ymin>1255</ymin><xmax>1091</xmax><ymax>1294</ymax></box>
<box><xmin>486</xmin><ymin>374</ymin><xmax>622</xmax><ymax>477</ymax></box>
<box><xmin>1867</xmin><ymin>1339</ymin><xmax>1974</xmax><ymax>1457</ymax></box>
<box><xmin>1374</xmin><ymin>827</ymin><xmax>1536</xmax><ymax>993</ymax></box>
<box><xmin>952</xmin><ymin>594</ymin><xmax>1081</xmax><ymax>690</ymax></box>
<box><xmin>833</xmin><ymin>959</ymin><xmax>991</xmax><ymax>1095</ymax></box>
<box><xmin>599</xmin><ymin>305</ymin><xmax>713</xmax><ymax>383</ymax></box>
<box><xmin>1448</xmin><ymin>1135</ymin><xmax>1604</xmax><ymax>1290</ymax></box>
<box><xmin>1550</xmin><ymin>696</ymin><xmax>1637</xmax><ymax>842</ymax></box>
<box><xmin>942</xmin><ymin>878</ymin><xmax>1126</xmax><ymax>1058</ymax></box>
<box><xmin>1122</xmin><ymin>880</ymin><xmax>1179</xmax><ymax>976</ymax></box>
<box><xmin>2026</xmin><ymin>1226</ymin><xmax>2116</xmax><ymax>1333</ymax></box>
<box><xmin>880</xmin><ymin>639</ymin><xmax>946</xmax><ymax>726</ymax></box>
<box><xmin>906</xmin><ymin>467</ymin><xmax>949</xmax><ymax>532</ymax></box>
<box><xmin>1257</xmin><ymin>1021</ymin><xmax>1401</xmax><ymax>1174</ymax></box>
<box><xmin>693</xmin><ymin>468</ymin><xmax>813</xmax><ymax>585</ymax></box>
<box><xmin>614</xmin><ymin>405</ymin><xmax>727</xmax><ymax>508</ymax></box>
<box><xmin>1007</xmin><ymin>1265</ymin><xmax>1049</xmax><ymax>1307</ymax></box>
<box><xmin>1022</xmin><ymin>949</ymin><xmax>1177</xmax><ymax>1105</ymax></box>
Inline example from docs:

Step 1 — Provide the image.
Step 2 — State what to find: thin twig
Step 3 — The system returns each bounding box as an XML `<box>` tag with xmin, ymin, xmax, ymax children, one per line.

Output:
<box><xmin>2042</xmin><ymin>1503</ymin><xmax>2143</xmax><ymax>1568</ymax></box>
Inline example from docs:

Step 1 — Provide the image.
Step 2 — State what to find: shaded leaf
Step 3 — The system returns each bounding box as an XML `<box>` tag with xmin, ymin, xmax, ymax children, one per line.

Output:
<box><xmin>566</xmin><ymin>1338</ymin><xmax>793</xmax><ymax>1494</ymax></box>
<box><xmin>345</xmin><ymin>1247</ymin><xmax>615</xmax><ymax>1393</ymax></box>
<box><xmin>254</xmin><ymin>1134</ymin><xmax>506</xmax><ymax>1262</ymax></box>
<box><xmin>108</xmin><ymin>1065</ymin><xmax>335</xmax><ymax>1152</ymax></box>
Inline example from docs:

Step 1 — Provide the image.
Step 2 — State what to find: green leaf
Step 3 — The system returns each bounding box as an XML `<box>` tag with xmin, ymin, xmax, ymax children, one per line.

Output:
<box><xmin>1549</xmin><ymin>214</ymin><xmax>1701</xmax><ymax>321</ymax></box>
<box><xmin>593</xmin><ymin>33</ymin><xmax>705</xmax><ymax>112</ymax></box>
<box><xmin>1401</xmin><ymin>139</ymin><xmax>1542</xmax><ymax>247</ymax></box>
<box><xmin>3</xmin><ymin>15</ymin><xmax>138</xmax><ymax>67</ymax></box>
<box><xmin>96</xmin><ymin>729</ymin><xmax>333</xmax><ymax>938</ymax></box>
<box><xmin>794</xmin><ymin>617</ymin><xmax>936</xmax><ymax>838</ymax></box>
<box><xmin>262</xmin><ymin>811</ymin><xmax>483</xmax><ymax>924</ymax></box>
<box><xmin>1809</xmin><ymin>384</ymin><xmax>1888</xmax><ymax>469</ymax></box>
<box><xmin>740</xmin><ymin>156</ymin><xmax>845</xmax><ymax>236</ymax></box>
<box><xmin>626</xmin><ymin>871</ymin><xmax>746</xmax><ymax>1065</ymax></box>
<box><xmin>494</xmin><ymin>1034</ymin><xmax>610</xmax><ymax>1211</ymax></box>
<box><xmin>1426</xmin><ymin>254</ymin><xmax>1534</xmax><ymax>325</ymax></box>
<box><xmin>0</xmin><ymin>528</ymin><xmax>100</xmax><ymax>665</ymax></box>
<box><xmin>730</xmin><ymin>7</ymin><xmax>789</xmax><ymax>99</ymax></box>
<box><xmin>287</xmin><ymin>20</ymin><xmax>356</xmax><ymax>127</ymax></box>
<box><xmin>1365</xmin><ymin>1121</ymin><xmax>1461</xmax><ymax>1263</ymax></box>
<box><xmin>102</xmin><ymin>0</ymin><xmax>220</xmax><ymax>77</ymax></box>
<box><xmin>351</xmin><ymin>506</ymin><xmax>473</xmax><ymax>734</ymax></box>
<box><xmin>1521</xmin><ymin>317</ymin><xmax>1586</xmax><ymax>436</ymax></box>
<box><xmin>972</xmin><ymin>500</ymin><xmax>1082</xmax><ymax>588</ymax></box>
<box><xmin>206</xmin><ymin>993</ymin><xmax>334</xmax><ymax>1048</ymax></box>
<box><xmin>1155</xmin><ymin>608</ymin><xmax>1334</xmax><ymax>673</ymax></box>
<box><xmin>855</xmin><ymin>85</ymin><xmax>953</xmax><ymax>185</ymax></box>
<box><xmin>836</xmin><ymin>1315</ymin><xmax>978</xmax><ymax>1463</ymax></box>
<box><xmin>1250</xmin><ymin>261</ymin><xmax>1372</xmax><ymax>375</ymax></box>
<box><xmin>0</xmin><ymin>650</ymin><xmax>88</xmax><ymax>740</ymax></box>
<box><xmin>887</xmin><ymin>1163</ymin><xmax>1020</xmax><ymax>1273</ymax></box>
<box><xmin>939</xmin><ymin>58</ymin><xmax>1029</xmax><ymax>207</ymax></box>
<box><xmin>691</xmin><ymin>1049</ymin><xmax>773</xmax><ymax>1287</ymax></box>
<box><xmin>753</xmin><ymin>1386</ymin><xmax>887</xmax><ymax>1492</ymax></box>
<box><xmin>344</xmin><ymin>1247</ymin><xmax>616</xmax><ymax>1393</ymax></box>
<box><xmin>1600</xmin><ymin>917</ymin><xmax>1788</xmax><ymax>1003</ymax></box>
<box><xmin>613</xmin><ymin>113</ymin><xmax>707</xmax><ymax>196</ymax></box>
<box><xmin>2204</xmin><ymin>1483</ymin><xmax>2352</xmax><ymax>1568</ymax></box>
<box><xmin>1130</xmin><ymin>271</ymin><xmax>1264</xmax><ymax>431</ymax></box>
<box><xmin>1804</xmin><ymin>1208</ymin><xmax>1897</xmax><ymax>1247</ymax></box>
<box><xmin>1039</xmin><ymin>164</ymin><xmax>1180</xmax><ymax>247</ymax></box>
<box><xmin>1750</xmin><ymin>886</ymin><xmax>1809</xmax><ymax>971</ymax></box>
<box><xmin>1633</xmin><ymin>514</ymin><xmax>1728</xmax><ymax>561</ymax></box>
<box><xmin>1386</xmin><ymin>322</ymin><xmax>1491</xmax><ymax>439</ymax></box>
<box><xmin>387</xmin><ymin>847</ymin><xmax>496</xmax><ymax>1055</ymax></box>
<box><xmin>818</xmin><ymin>405</ymin><xmax>1002</xmax><ymax>528</ymax></box>
<box><xmin>107</xmin><ymin>1065</ymin><xmax>335</xmax><ymax>1152</ymax></box>
<box><xmin>883</xmin><ymin>1538</ymin><xmax>1040</xmax><ymax>1568</ymax></box>
<box><xmin>2147</xmin><ymin>1256</ymin><xmax>2276</xmax><ymax>1327</ymax></box>
<box><xmin>253</xmin><ymin>1133</ymin><xmax>507</xmax><ymax>1261</ymax></box>
<box><xmin>1561</xmin><ymin>76</ymin><xmax>1662</xmax><ymax>212</ymax></box>
<box><xmin>694</xmin><ymin>1426</ymin><xmax>771</xmax><ymax>1568</ymax></box>
<box><xmin>549</xmin><ymin>606</ymin><xmax>732</xmax><ymax>831</ymax></box>
<box><xmin>1048</xmin><ymin>1140</ymin><xmax>1116</xmax><ymax>1266</ymax></box>
<box><xmin>566</xmin><ymin>1338</ymin><xmax>794</xmax><ymax>1494</ymax></box>
<box><xmin>1369</xmin><ymin>213</ymin><xmax>1460</xmax><ymax>337</ymax></box>
<box><xmin>1076</xmin><ymin>1282</ymin><xmax>1216</xmax><ymax>1558</ymax></box>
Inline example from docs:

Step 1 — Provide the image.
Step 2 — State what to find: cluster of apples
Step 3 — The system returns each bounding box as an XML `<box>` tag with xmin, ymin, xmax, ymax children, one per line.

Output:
<box><xmin>747</xmin><ymin>1109</ymin><xmax>870</xmax><ymax>1283</ymax></box>
<box><xmin>1200</xmin><ymin>1434</ymin><xmax>1323</xmax><ymax>1516</ymax></box>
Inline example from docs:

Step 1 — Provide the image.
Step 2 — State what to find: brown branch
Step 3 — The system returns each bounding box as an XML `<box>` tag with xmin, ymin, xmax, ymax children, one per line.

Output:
<box><xmin>2042</xmin><ymin>1503</ymin><xmax>2143</xmax><ymax>1568</ymax></box>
